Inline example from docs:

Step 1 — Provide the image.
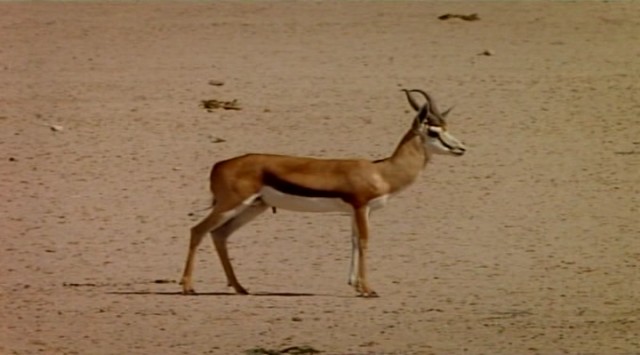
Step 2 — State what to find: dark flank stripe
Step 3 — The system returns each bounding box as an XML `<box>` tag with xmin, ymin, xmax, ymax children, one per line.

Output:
<box><xmin>263</xmin><ymin>172</ymin><xmax>346</xmax><ymax>199</ymax></box>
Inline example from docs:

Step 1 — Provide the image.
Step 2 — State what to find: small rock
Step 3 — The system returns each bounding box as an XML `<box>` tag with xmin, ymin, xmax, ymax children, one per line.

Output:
<box><xmin>50</xmin><ymin>124</ymin><xmax>64</xmax><ymax>132</ymax></box>
<box><xmin>479</xmin><ymin>49</ymin><xmax>495</xmax><ymax>56</ymax></box>
<box><xmin>153</xmin><ymin>279</ymin><xmax>176</xmax><ymax>284</ymax></box>
<box><xmin>438</xmin><ymin>13</ymin><xmax>480</xmax><ymax>21</ymax></box>
<box><xmin>208</xmin><ymin>80</ymin><xmax>225</xmax><ymax>86</ymax></box>
<box><xmin>201</xmin><ymin>99</ymin><xmax>241</xmax><ymax>111</ymax></box>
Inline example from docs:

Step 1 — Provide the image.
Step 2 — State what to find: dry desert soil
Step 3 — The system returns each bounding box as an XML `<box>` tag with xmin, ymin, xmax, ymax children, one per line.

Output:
<box><xmin>1</xmin><ymin>1</ymin><xmax>639</xmax><ymax>354</ymax></box>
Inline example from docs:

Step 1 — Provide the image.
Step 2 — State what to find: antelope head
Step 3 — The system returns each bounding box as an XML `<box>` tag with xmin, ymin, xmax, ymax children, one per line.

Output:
<box><xmin>403</xmin><ymin>89</ymin><xmax>467</xmax><ymax>156</ymax></box>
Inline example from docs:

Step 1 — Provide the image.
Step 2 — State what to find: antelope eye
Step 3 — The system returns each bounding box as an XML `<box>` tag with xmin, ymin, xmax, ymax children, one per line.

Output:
<box><xmin>427</xmin><ymin>129</ymin><xmax>439</xmax><ymax>138</ymax></box>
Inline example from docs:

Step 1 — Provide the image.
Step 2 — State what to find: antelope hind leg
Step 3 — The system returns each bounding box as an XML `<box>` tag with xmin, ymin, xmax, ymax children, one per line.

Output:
<box><xmin>211</xmin><ymin>204</ymin><xmax>268</xmax><ymax>295</ymax></box>
<box><xmin>180</xmin><ymin>207</ymin><xmax>243</xmax><ymax>295</ymax></box>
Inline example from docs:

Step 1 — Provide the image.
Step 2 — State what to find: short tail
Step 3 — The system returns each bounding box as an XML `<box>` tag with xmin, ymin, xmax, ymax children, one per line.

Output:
<box><xmin>193</xmin><ymin>196</ymin><xmax>215</xmax><ymax>213</ymax></box>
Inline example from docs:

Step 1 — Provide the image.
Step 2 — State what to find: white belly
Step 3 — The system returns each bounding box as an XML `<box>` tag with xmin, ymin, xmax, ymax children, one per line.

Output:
<box><xmin>260</xmin><ymin>186</ymin><xmax>351</xmax><ymax>213</ymax></box>
<box><xmin>260</xmin><ymin>187</ymin><xmax>389</xmax><ymax>213</ymax></box>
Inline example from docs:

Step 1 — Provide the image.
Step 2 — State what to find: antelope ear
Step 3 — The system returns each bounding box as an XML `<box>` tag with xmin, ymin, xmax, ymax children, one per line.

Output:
<box><xmin>441</xmin><ymin>106</ymin><xmax>454</xmax><ymax>118</ymax></box>
<box><xmin>417</xmin><ymin>103</ymin><xmax>429</xmax><ymax>123</ymax></box>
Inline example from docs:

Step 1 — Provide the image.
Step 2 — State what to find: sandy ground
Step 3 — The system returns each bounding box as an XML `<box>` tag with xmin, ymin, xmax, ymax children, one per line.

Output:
<box><xmin>1</xmin><ymin>1</ymin><xmax>639</xmax><ymax>354</ymax></box>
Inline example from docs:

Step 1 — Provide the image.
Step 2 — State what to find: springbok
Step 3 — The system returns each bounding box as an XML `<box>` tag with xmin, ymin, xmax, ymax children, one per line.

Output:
<box><xmin>180</xmin><ymin>89</ymin><xmax>466</xmax><ymax>297</ymax></box>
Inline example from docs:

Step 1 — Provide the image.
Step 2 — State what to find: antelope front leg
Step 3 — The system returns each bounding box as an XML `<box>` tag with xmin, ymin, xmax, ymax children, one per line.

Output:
<box><xmin>212</xmin><ymin>234</ymin><xmax>248</xmax><ymax>295</ymax></box>
<box><xmin>348</xmin><ymin>216</ymin><xmax>360</xmax><ymax>287</ymax></box>
<box><xmin>352</xmin><ymin>207</ymin><xmax>378</xmax><ymax>298</ymax></box>
<box><xmin>348</xmin><ymin>217</ymin><xmax>359</xmax><ymax>287</ymax></box>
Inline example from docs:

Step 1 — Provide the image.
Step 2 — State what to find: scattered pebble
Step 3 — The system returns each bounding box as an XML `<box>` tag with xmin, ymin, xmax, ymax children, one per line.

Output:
<box><xmin>153</xmin><ymin>279</ymin><xmax>176</xmax><ymax>284</ymax></box>
<box><xmin>50</xmin><ymin>124</ymin><xmax>64</xmax><ymax>132</ymax></box>
<box><xmin>63</xmin><ymin>282</ymin><xmax>98</xmax><ymax>287</ymax></box>
<box><xmin>438</xmin><ymin>13</ymin><xmax>480</xmax><ymax>21</ymax></box>
<box><xmin>201</xmin><ymin>99</ymin><xmax>241</xmax><ymax>111</ymax></box>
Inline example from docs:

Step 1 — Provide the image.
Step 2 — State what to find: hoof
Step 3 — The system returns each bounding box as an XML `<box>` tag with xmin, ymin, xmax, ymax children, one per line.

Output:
<box><xmin>357</xmin><ymin>290</ymin><xmax>379</xmax><ymax>298</ymax></box>
<box><xmin>182</xmin><ymin>288</ymin><xmax>197</xmax><ymax>295</ymax></box>
<box><xmin>234</xmin><ymin>287</ymin><xmax>249</xmax><ymax>295</ymax></box>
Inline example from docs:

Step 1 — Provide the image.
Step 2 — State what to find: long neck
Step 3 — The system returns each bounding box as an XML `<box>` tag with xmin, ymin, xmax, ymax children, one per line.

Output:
<box><xmin>375</xmin><ymin>129</ymin><xmax>430</xmax><ymax>194</ymax></box>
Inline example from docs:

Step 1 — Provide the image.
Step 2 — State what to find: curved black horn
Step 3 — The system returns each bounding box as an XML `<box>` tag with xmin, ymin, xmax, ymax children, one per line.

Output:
<box><xmin>408</xmin><ymin>89</ymin><xmax>440</xmax><ymax>114</ymax></box>
<box><xmin>411</xmin><ymin>89</ymin><xmax>450</xmax><ymax>126</ymax></box>
<box><xmin>401</xmin><ymin>89</ymin><xmax>426</xmax><ymax>112</ymax></box>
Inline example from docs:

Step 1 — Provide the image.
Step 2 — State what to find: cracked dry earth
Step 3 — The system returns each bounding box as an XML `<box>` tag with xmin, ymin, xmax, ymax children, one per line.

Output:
<box><xmin>1</xmin><ymin>1</ymin><xmax>639</xmax><ymax>354</ymax></box>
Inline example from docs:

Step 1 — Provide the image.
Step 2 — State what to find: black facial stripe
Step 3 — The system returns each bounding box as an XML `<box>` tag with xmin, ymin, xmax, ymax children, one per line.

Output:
<box><xmin>427</xmin><ymin>127</ymin><xmax>456</xmax><ymax>151</ymax></box>
<box><xmin>437</xmin><ymin>135</ymin><xmax>456</xmax><ymax>150</ymax></box>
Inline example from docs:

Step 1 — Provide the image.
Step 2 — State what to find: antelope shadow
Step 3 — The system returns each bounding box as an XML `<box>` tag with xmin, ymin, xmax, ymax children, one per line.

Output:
<box><xmin>106</xmin><ymin>290</ymin><xmax>322</xmax><ymax>297</ymax></box>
